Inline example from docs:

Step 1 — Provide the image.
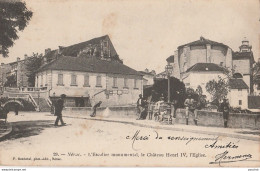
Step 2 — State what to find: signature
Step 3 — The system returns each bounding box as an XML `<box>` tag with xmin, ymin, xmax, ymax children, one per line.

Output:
<box><xmin>209</xmin><ymin>150</ymin><xmax>253</xmax><ymax>166</ymax></box>
<box><xmin>126</xmin><ymin>130</ymin><xmax>162</xmax><ymax>151</ymax></box>
<box><xmin>205</xmin><ymin>140</ymin><xmax>238</xmax><ymax>149</ymax></box>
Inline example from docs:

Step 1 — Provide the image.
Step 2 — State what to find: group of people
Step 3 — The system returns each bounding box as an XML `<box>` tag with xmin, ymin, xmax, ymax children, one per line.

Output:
<box><xmin>136</xmin><ymin>94</ymin><xmax>174</xmax><ymax>121</ymax></box>
<box><xmin>53</xmin><ymin>93</ymin><xmax>230</xmax><ymax>128</ymax></box>
<box><xmin>136</xmin><ymin>93</ymin><xmax>230</xmax><ymax>128</ymax></box>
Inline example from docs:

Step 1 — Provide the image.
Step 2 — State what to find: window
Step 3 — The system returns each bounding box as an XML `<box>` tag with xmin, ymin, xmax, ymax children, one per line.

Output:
<box><xmin>84</xmin><ymin>75</ymin><xmax>90</xmax><ymax>87</ymax></box>
<box><xmin>239</xmin><ymin>100</ymin><xmax>242</xmax><ymax>105</ymax></box>
<box><xmin>58</xmin><ymin>74</ymin><xmax>63</xmax><ymax>86</ymax></box>
<box><xmin>45</xmin><ymin>74</ymin><xmax>48</xmax><ymax>86</ymax></box>
<box><xmin>40</xmin><ymin>75</ymin><xmax>43</xmax><ymax>87</ymax></box>
<box><xmin>124</xmin><ymin>78</ymin><xmax>128</xmax><ymax>88</ymax></box>
<box><xmin>113</xmin><ymin>77</ymin><xmax>117</xmax><ymax>88</ymax></box>
<box><xmin>71</xmin><ymin>74</ymin><xmax>77</xmax><ymax>86</ymax></box>
<box><xmin>238</xmin><ymin>89</ymin><xmax>242</xmax><ymax>96</ymax></box>
<box><xmin>96</xmin><ymin>75</ymin><xmax>102</xmax><ymax>87</ymax></box>
<box><xmin>134</xmin><ymin>79</ymin><xmax>138</xmax><ymax>89</ymax></box>
<box><xmin>103</xmin><ymin>41</ymin><xmax>108</xmax><ymax>48</ymax></box>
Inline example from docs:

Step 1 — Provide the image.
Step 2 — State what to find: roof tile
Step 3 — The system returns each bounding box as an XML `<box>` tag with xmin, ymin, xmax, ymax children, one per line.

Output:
<box><xmin>229</xmin><ymin>79</ymin><xmax>249</xmax><ymax>89</ymax></box>
<box><xmin>37</xmin><ymin>55</ymin><xmax>142</xmax><ymax>76</ymax></box>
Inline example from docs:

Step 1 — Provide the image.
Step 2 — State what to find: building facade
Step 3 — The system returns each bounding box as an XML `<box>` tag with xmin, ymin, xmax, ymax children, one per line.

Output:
<box><xmin>35</xmin><ymin>56</ymin><xmax>143</xmax><ymax>107</ymax></box>
<box><xmin>0</xmin><ymin>35</ymin><xmax>122</xmax><ymax>89</ymax></box>
<box><xmin>0</xmin><ymin>55</ymin><xmax>30</xmax><ymax>87</ymax></box>
<box><xmin>166</xmin><ymin>37</ymin><xmax>255</xmax><ymax>108</ymax></box>
<box><xmin>139</xmin><ymin>68</ymin><xmax>156</xmax><ymax>86</ymax></box>
<box><xmin>170</xmin><ymin>37</ymin><xmax>254</xmax><ymax>91</ymax></box>
<box><xmin>181</xmin><ymin>63</ymin><xmax>226</xmax><ymax>100</ymax></box>
<box><xmin>228</xmin><ymin>79</ymin><xmax>249</xmax><ymax>109</ymax></box>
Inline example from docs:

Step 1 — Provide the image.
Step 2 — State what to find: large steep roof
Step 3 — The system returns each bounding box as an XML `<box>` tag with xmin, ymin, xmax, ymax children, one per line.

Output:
<box><xmin>186</xmin><ymin>63</ymin><xmax>225</xmax><ymax>73</ymax></box>
<box><xmin>229</xmin><ymin>79</ymin><xmax>249</xmax><ymax>89</ymax></box>
<box><xmin>37</xmin><ymin>55</ymin><xmax>142</xmax><ymax>76</ymax></box>
<box><xmin>178</xmin><ymin>37</ymin><xmax>229</xmax><ymax>49</ymax></box>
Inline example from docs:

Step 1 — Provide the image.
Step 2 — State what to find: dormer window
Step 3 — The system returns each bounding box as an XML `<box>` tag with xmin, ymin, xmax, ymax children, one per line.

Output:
<box><xmin>103</xmin><ymin>41</ymin><xmax>108</xmax><ymax>48</ymax></box>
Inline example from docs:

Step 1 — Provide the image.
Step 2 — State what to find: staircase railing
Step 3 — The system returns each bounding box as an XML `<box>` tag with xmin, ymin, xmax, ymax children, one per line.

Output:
<box><xmin>28</xmin><ymin>94</ymin><xmax>39</xmax><ymax>111</ymax></box>
<box><xmin>46</xmin><ymin>97</ymin><xmax>52</xmax><ymax>107</ymax></box>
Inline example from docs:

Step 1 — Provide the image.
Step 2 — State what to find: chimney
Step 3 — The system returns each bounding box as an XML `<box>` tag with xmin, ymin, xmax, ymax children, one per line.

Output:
<box><xmin>24</xmin><ymin>54</ymin><xmax>28</xmax><ymax>59</ymax></box>
<box><xmin>58</xmin><ymin>46</ymin><xmax>64</xmax><ymax>54</ymax></box>
<box><xmin>45</xmin><ymin>48</ymin><xmax>51</xmax><ymax>55</ymax></box>
<box><xmin>43</xmin><ymin>57</ymin><xmax>47</xmax><ymax>64</ymax></box>
<box><xmin>17</xmin><ymin>57</ymin><xmax>20</xmax><ymax>61</ymax></box>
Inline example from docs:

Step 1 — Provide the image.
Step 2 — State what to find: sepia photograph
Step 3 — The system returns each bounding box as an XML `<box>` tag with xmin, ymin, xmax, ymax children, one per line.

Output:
<box><xmin>0</xmin><ymin>0</ymin><xmax>259</xmax><ymax>168</ymax></box>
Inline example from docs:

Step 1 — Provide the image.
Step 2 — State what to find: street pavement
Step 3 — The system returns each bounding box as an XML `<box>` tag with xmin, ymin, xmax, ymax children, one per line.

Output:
<box><xmin>0</xmin><ymin>111</ymin><xmax>259</xmax><ymax>167</ymax></box>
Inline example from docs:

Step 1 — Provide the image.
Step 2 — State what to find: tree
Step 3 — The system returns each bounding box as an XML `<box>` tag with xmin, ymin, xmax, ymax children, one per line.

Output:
<box><xmin>195</xmin><ymin>85</ymin><xmax>207</xmax><ymax>109</ymax></box>
<box><xmin>143</xmin><ymin>77</ymin><xmax>186</xmax><ymax>107</ymax></box>
<box><xmin>206</xmin><ymin>77</ymin><xmax>229</xmax><ymax>105</ymax></box>
<box><xmin>0</xmin><ymin>0</ymin><xmax>33</xmax><ymax>57</ymax></box>
<box><xmin>4</xmin><ymin>74</ymin><xmax>16</xmax><ymax>87</ymax></box>
<box><xmin>252</xmin><ymin>61</ymin><xmax>260</xmax><ymax>85</ymax></box>
<box><xmin>25</xmin><ymin>53</ymin><xmax>43</xmax><ymax>87</ymax></box>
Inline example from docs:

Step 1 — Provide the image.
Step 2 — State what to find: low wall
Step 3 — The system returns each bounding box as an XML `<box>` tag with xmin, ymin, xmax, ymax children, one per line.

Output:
<box><xmin>175</xmin><ymin>109</ymin><xmax>260</xmax><ymax>129</ymax></box>
<box><xmin>64</xmin><ymin>106</ymin><xmax>137</xmax><ymax>118</ymax></box>
<box><xmin>63</xmin><ymin>107</ymin><xmax>260</xmax><ymax>129</ymax></box>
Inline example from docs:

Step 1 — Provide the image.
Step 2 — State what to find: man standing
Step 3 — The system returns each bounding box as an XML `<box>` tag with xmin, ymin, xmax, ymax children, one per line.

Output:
<box><xmin>137</xmin><ymin>99</ymin><xmax>148</xmax><ymax>120</ymax></box>
<box><xmin>136</xmin><ymin>94</ymin><xmax>143</xmax><ymax>118</ymax></box>
<box><xmin>184</xmin><ymin>95</ymin><xmax>197</xmax><ymax>125</ymax></box>
<box><xmin>54</xmin><ymin>94</ymin><xmax>66</xmax><ymax>126</ymax></box>
<box><xmin>90</xmin><ymin>101</ymin><xmax>102</xmax><ymax>117</ymax></box>
<box><xmin>220</xmin><ymin>99</ymin><xmax>230</xmax><ymax>128</ymax></box>
<box><xmin>14</xmin><ymin>103</ymin><xmax>19</xmax><ymax>115</ymax></box>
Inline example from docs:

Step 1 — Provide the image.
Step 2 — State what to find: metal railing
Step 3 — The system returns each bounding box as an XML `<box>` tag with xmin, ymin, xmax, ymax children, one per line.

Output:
<box><xmin>46</xmin><ymin>97</ymin><xmax>52</xmax><ymax>107</ymax></box>
<box><xmin>28</xmin><ymin>94</ymin><xmax>38</xmax><ymax>109</ymax></box>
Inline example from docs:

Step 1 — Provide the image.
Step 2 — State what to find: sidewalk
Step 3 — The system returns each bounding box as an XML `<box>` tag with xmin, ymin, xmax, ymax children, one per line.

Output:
<box><xmin>62</xmin><ymin>113</ymin><xmax>260</xmax><ymax>141</ymax></box>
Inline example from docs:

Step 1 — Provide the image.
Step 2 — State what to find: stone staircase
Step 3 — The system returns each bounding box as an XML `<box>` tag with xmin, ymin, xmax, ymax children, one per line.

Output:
<box><xmin>1</xmin><ymin>87</ymin><xmax>52</xmax><ymax>112</ymax></box>
<box><xmin>34</xmin><ymin>97</ymin><xmax>51</xmax><ymax>112</ymax></box>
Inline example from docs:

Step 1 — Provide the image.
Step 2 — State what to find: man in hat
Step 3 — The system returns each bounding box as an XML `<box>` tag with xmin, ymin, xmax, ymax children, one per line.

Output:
<box><xmin>54</xmin><ymin>94</ymin><xmax>66</xmax><ymax>126</ymax></box>
<box><xmin>90</xmin><ymin>101</ymin><xmax>102</xmax><ymax>117</ymax></box>
<box><xmin>220</xmin><ymin>98</ymin><xmax>230</xmax><ymax>128</ymax></box>
<box><xmin>184</xmin><ymin>94</ymin><xmax>197</xmax><ymax>125</ymax></box>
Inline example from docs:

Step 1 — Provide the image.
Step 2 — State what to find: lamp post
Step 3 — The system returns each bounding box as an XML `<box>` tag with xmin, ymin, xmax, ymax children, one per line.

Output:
<box><xmin>165</xmin><ymin>64</ymin><xmax>173</xmax><ymax>103</ymax></box>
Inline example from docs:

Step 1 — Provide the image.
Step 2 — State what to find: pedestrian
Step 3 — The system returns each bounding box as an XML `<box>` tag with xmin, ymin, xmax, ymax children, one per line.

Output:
<box><xmin>90</xmin><ymin>101</ymin><xmax>102</xmax><ymax>117</ymax></box>
<box><xmin>153</xmin><ymin>96</ymin><xmax>165</xmax><ymax>121</ymax></box>
<box><xmin>172</xmin><ymin>99</ymin><xmax>178</xmax><ymax>118</ymax></box>
<box><xmin>136</xmin><ymin>94</ymin><xmax>143</xmax><ymax>118</ymax></box>
<box><xmin>14</xmin><ymin>103</ymin><xmax>19</xmax><ymax>115</ymax></box>
<box><xmin>137</xmin><ymin>99</ymin><xmax>148</xmax><ymax>120</ymax></box>
<box><xmin>54</xmin><ymin>94</ymin><xmax>66</xmax><ymax>126</ymax></box>
<box><xmin>220</xmin><ymin>98</ymin><xmax>230</xmax><ymax>128</ymax></box>
<box><xmin>184</xmin><ymin>94</ymin><xmax>197</xmax><ymax>125</ymax></box>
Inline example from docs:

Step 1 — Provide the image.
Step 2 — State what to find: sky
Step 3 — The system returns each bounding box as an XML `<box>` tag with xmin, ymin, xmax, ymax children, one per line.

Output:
<box><xmin>1</xmin><ymin>0</ymin><xmax>260</xmax><ymax>73</ymax></box>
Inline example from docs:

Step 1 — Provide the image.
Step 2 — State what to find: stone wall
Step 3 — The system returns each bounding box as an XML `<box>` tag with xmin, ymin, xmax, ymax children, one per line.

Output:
<box><xmin>64</xmin><ymin>107</ymin><xmax>260</xmax><ymax>129</ymax></box>
<box><xmin>175</xmin><ymin>109</ymin><xmax>260</xmax><ymax>129</ymax></box>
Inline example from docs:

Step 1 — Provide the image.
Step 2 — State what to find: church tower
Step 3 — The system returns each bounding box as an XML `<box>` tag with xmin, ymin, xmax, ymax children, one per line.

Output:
<box><xmin>239</xmin><ymin>37</ymin><xmax>252</xmax><ymax>52</ymax></box>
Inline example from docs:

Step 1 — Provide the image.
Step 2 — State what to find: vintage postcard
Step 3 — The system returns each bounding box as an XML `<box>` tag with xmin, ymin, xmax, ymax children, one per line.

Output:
<box><xmin>0</xmin><ymin>0</ymin><xmax>260</xmax><ymax>167</ymax></box>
